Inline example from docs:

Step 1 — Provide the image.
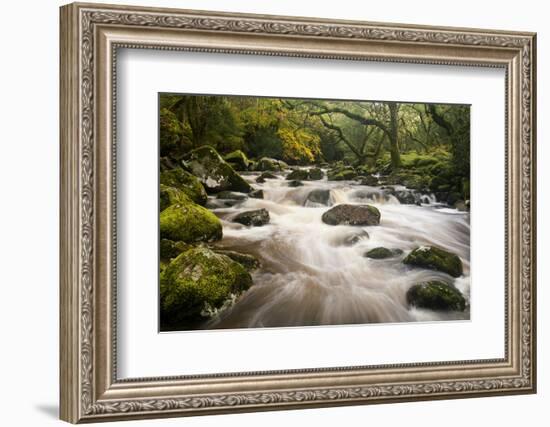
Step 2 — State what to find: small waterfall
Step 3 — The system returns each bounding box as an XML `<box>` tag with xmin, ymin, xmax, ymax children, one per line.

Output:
<box><xmin>208</xmin><ymin>169</ymin><xmax>470</xmax><ymax>329</ymax></box>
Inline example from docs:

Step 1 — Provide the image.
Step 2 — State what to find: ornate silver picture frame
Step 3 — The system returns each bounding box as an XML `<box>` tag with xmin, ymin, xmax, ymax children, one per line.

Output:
<box><xmin>60</xmin><ymin>2</ymin><xmax>536</xmax><ymax>423</ymax></box>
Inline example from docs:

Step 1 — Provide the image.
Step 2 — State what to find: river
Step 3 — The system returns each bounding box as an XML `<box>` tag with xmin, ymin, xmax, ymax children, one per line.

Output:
<box><xmin>205</xmin><ymin>168</ymin><xmax>470</xmax><ymax>329</ymax></box>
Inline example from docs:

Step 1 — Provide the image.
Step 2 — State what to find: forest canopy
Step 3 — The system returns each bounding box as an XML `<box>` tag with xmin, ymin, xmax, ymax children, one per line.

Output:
<box><xmin>160</xmin><ymin>94</ymin><xmax>469</xmax><ymax>172</ymax></box>
<box><xmin>160</xmin><ymin>93</ymin><xmax>470</xmax><ymax>201</ymax></box>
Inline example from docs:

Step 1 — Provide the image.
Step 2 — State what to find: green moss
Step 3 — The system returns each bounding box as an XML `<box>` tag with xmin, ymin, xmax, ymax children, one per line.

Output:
<box><xmin>160</xmin><ymin>196</ymin><xmax>222</xmax><ymax>244</ymax></box>
<box><xmin>406</xmin><ymin>281</ymin><xmax>466</xmax><ymax>311</ymax></box>
<box><xmin>404</xmin><ymin>246</ymin><xmax>463</xmax><ymax>278</ymax></box>
<box><xmin>160</xmin><ymin>238</ymin><xmax>189</xmax><ymax>261</ymax></box>
<box><xmin>160</xmin><ymin>246</ymin><xmax>253</xmax><ymax>329</ymax></box>
<box><xmin>186</xmin><ymin>145</ymin><xmax>252</xmax><ymax>193</ymax></box>
<box><xmin>160</xmin><ymin>168</ymin><xmax>207</xmax><ymax>206</ymax></box>
<box><xmin>159</xmin><ymin>185</ymin><xmax>189</xmax><ymax>211</ymax></box>
<box><xmin>224</xmin><ymin>150</ymin><xmax>250</xmax><ymax>171</ymax></box>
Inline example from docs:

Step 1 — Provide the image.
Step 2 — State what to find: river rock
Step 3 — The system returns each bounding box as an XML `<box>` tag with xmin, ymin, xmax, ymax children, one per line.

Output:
<box><xmin>288</xmin><ymin>180</ymin><xmax>303</xmax><ymax>187</ymax></box>
<box><xmin>223</xmin><ymin>150</ymin><xmax>250</xmax><ymax>171</ymax></box>
<box><xmin>259</xmin><ymin>171</ymin><xmax>278</xmax><ymax>180</ymax></box>
<box><xmin>322</xmin><ymin>204</ymin><xmax>381</xmax><ymax>226</ymax></box>
<box><xmin>359</xmin><ymin>175</ymin><xmax>379</xmax><ymax>186</ymax></box>
<box><xmin>249</xmin><ymin>189</ymin><xmax>264</xmax><ymax>199</ymax></box>
<box><xmin>343</xmin><ymin>230</ymin><xmax>370</xmax><ymax>246</ymax></box>
<box><xmin>306</xmin><ymin>189</ymin><xmax>331</xmax><ymax>206</ymax></box>
<box><xmin>160</xmin><ymin>246</ymin><xmax>253</xmax><ymax>329</ymax></box>
<box><xmin>185</xmin><ymin>145</ymin><xmax>252</xmax><ymax>194</ymax></box>
<box><xmin>213</xmin><ymin>249</ymin><xmax>261</xmax><ymax>271</ymax></box>
<box><xmin>308</xmin><ymin>167</ymin><xmax>324</xmax><ymax>180</ymax></box>
<box><xmin>232</xmin><ymin>209</ymin><xmax>270</xmax><ymax>227</ymax></box>
<box><xmin>160</xmin><ymin>185</ymin><xmax>189</xmax><ymax>212</ymax></box>
<box><xmin>255</xmin><ymin>176</ymin><xmax>266</xmax><ymax>183</ymax></box>
<box><xmin>327</xmin><ymin>166</ymin><xmax>357</xmax><ymax>181</ymax></box>
<box><xmin>406</xmin><ymin>281</ymin><xmax>466</xmax><ymax>311</ymax></box>
<box><xmin>365</xmin><ymin>247</ymin><xmax>403</xmax><ymax>259</ymax></box>
<box><xmin>159</xmin><ymin>238</ymin><xmax>189</xmax><ymax>261</ymax></box>
<box><xmin>256</xmin><ymin>157</ymin><xmax>288</xmax><ymax>171</ymax></box>
<box><xmin>216</xmin><ymin>191</ymin><xmax>248</xmax><ymax>201</ymax></box>
<box><xmin>160</xmin><ymin>195</ymin><xmax>223</xmax><ymax>244</ymax></box>
<box><xmin>160</xmin><ymin>168</ymin><xmax>208</xmax><ymax>206</ymax></box>
<box><xmin>403</xmin><ymin>246</ymin><xmax>463</xmax><ymax>277</ymax></box>
<box><xmin>286</xmin><ymin>169</ymin><xmax>309</xmax><ymax>181</ymax></box>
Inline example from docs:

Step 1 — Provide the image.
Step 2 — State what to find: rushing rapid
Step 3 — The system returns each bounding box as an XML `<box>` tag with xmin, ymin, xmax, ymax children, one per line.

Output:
<box><xmin>206</xmin><ymin>170</ymin><xmax>470</xmax><ymax>329</ymax></box>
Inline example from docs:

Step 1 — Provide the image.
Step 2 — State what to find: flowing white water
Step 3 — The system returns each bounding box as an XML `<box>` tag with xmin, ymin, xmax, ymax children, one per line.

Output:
<box><xmin>207</xmin><ymin>169</ymin><xmax>470</xmax><ymax>329</ymax></box>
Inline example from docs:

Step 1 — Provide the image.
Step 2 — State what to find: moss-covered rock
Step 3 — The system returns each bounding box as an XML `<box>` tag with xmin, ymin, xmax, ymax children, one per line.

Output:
<box><xmin>185</xmin><ymin>145</ymin><xmax>252</xmax><ymax>193</ymax></box>
<box><xmin>232</xmin><ymin>209</ymin><xmax>270</xmax><ymax>227</ymax></box>
<box><xmin>256</xmin><ymin>157</ymin><xmax>288</xmax><ymax>171</ymax></box>
<box><xmin>288</xmin><ymin>180</ymin><xmax>303</xmax><ymax>187</ymax></box>
<box><xmin>327</xmin><ymin>166</ymin><xmax>357</xmax><ymax>181</ymax></box>
<box><xmin>365</xmin><ymin>247</ymin><xmax>403</xmax><ymax>259</ymax></box>
<box><xmin>224</xmin><ymin>150</ymin><xmax>251</xmax><ymax>171</ymax></box>
<box><xmin>259</xmin><ymin>171</ymin><xmax>278</xmax><ymax>180</ymax></box>
<box><xmin>359</xmin><ymin>175</ymin><xmax>379</xmax><ymax>186</ymax></box>
<box><xmin>213</xmin><ymin>249</ymin><xmax>261</xmax><ymax>271</ymax></box>
<box><xmin>322</xmin><ymin>204</ymin><xmax>380</xmax><ymax>226</ymax></box>
<box><xmin>160</xmin><ymin>246</ymin><xmax>253</xmax><ymax>329</ymax></box>
<box><xmin>406</xmin><ymin>281</ymin><xmax>466</xmax><ymax>311</ymax></box>
<box><xmin>159</xmin><ymin>238</ymin><xmax>189</xmax><ymax>261</ymax></box>
<box><xmin>160</xmin><ymin>196</ymin><xmax>222</xmax><ymax>243</ymax></box>
<box><xmin>404</xmin><ymin>246</ymin><xmax>463</xmax><ymax>278</ymax></box>
<box><xmin>308</xmin><ymin>167</ymin><xmax>324</xmax><ymax>180</ymax></box>
<box><xmin>160</xmin><ymin>168</ymin><xmax>208</xmax><ymax>206</ymax></box>
<box><xmin>286</xmin><ymin>169</ymin><xmax>310</xmax><ymax>181</ymax></box>
<box><xmin>160</xmin><ymin>185</ymin><xmax>189</xmax><ymax>212</ymax></box>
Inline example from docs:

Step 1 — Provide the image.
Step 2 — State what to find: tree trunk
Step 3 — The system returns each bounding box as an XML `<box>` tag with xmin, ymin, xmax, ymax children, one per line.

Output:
<box><xmin>388</xmin><ymin>102</ymin><xmax>401</xmax><ymax>169</ymax></box>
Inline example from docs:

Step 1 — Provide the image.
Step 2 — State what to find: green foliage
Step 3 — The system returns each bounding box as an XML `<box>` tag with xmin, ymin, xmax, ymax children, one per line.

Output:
<box><xmin>159</xmin><ymin>94</ymin><xmax>470</xmax><ymax>186</ymax></box>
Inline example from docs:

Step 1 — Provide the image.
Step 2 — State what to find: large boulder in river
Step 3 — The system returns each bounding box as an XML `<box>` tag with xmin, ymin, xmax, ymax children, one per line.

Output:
<box><xmin>406</xmin><ymin>281</ymin><xmax>466</xmax><ymax>311</ymax></box>
<box><xmin>160</xmin><ymin>168</ymin><xmax>207</xmax><ymax>205</ymax></box>
<box><xmin>224</xmin><ymin>150</ymin><xmax>250</xmax><ymax>171</ymax></box>
<box><xmin>185</xmin><ymin>146</ymin><xmax>252</xmax><ymax>194</ymax></box>
<box><xmin>255</xmin><ymin>157</ymin><xmax>288</xmax><ymax>172</ymax></box>
<box><xmin>160</xmin><ymin>194</ymin><xmax>222</xmax><ymax>243</ymax></box>
<box><xmin>160</xmin><ymin>246</ymin><xmax>253</xmax><ymax>329</ymax></box>
<box><xmin>232</xmin><ymin>209</ymin><xmax>270</xmax><ymax>227</ymax></box>
<box><xmin>306</xmin><ymin>189</ymin><xmax>331</xmax><ymax>206</ymax></box>
<box><xmin>322</xmin><ymin>204</ymin><xmax>381</xmax><ymax>226</ymax></box>
<box><xmin>403</xmin><ymin>246</ymin><xmax>463</xmax><ymax>278</ymax></box>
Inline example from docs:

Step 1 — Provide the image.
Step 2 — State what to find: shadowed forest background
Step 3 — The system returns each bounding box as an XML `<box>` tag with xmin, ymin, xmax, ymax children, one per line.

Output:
<box><xmin>158</xmin><ymin>94</ymin><xmax>471</xmax><ymax>332</ymax></box>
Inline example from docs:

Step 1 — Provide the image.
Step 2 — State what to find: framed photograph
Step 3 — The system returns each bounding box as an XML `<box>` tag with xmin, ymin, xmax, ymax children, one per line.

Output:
<box><xmin>60</xmin><ymin>2</ymin><xmax>537</xmax><ymax>423</ymax></box>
